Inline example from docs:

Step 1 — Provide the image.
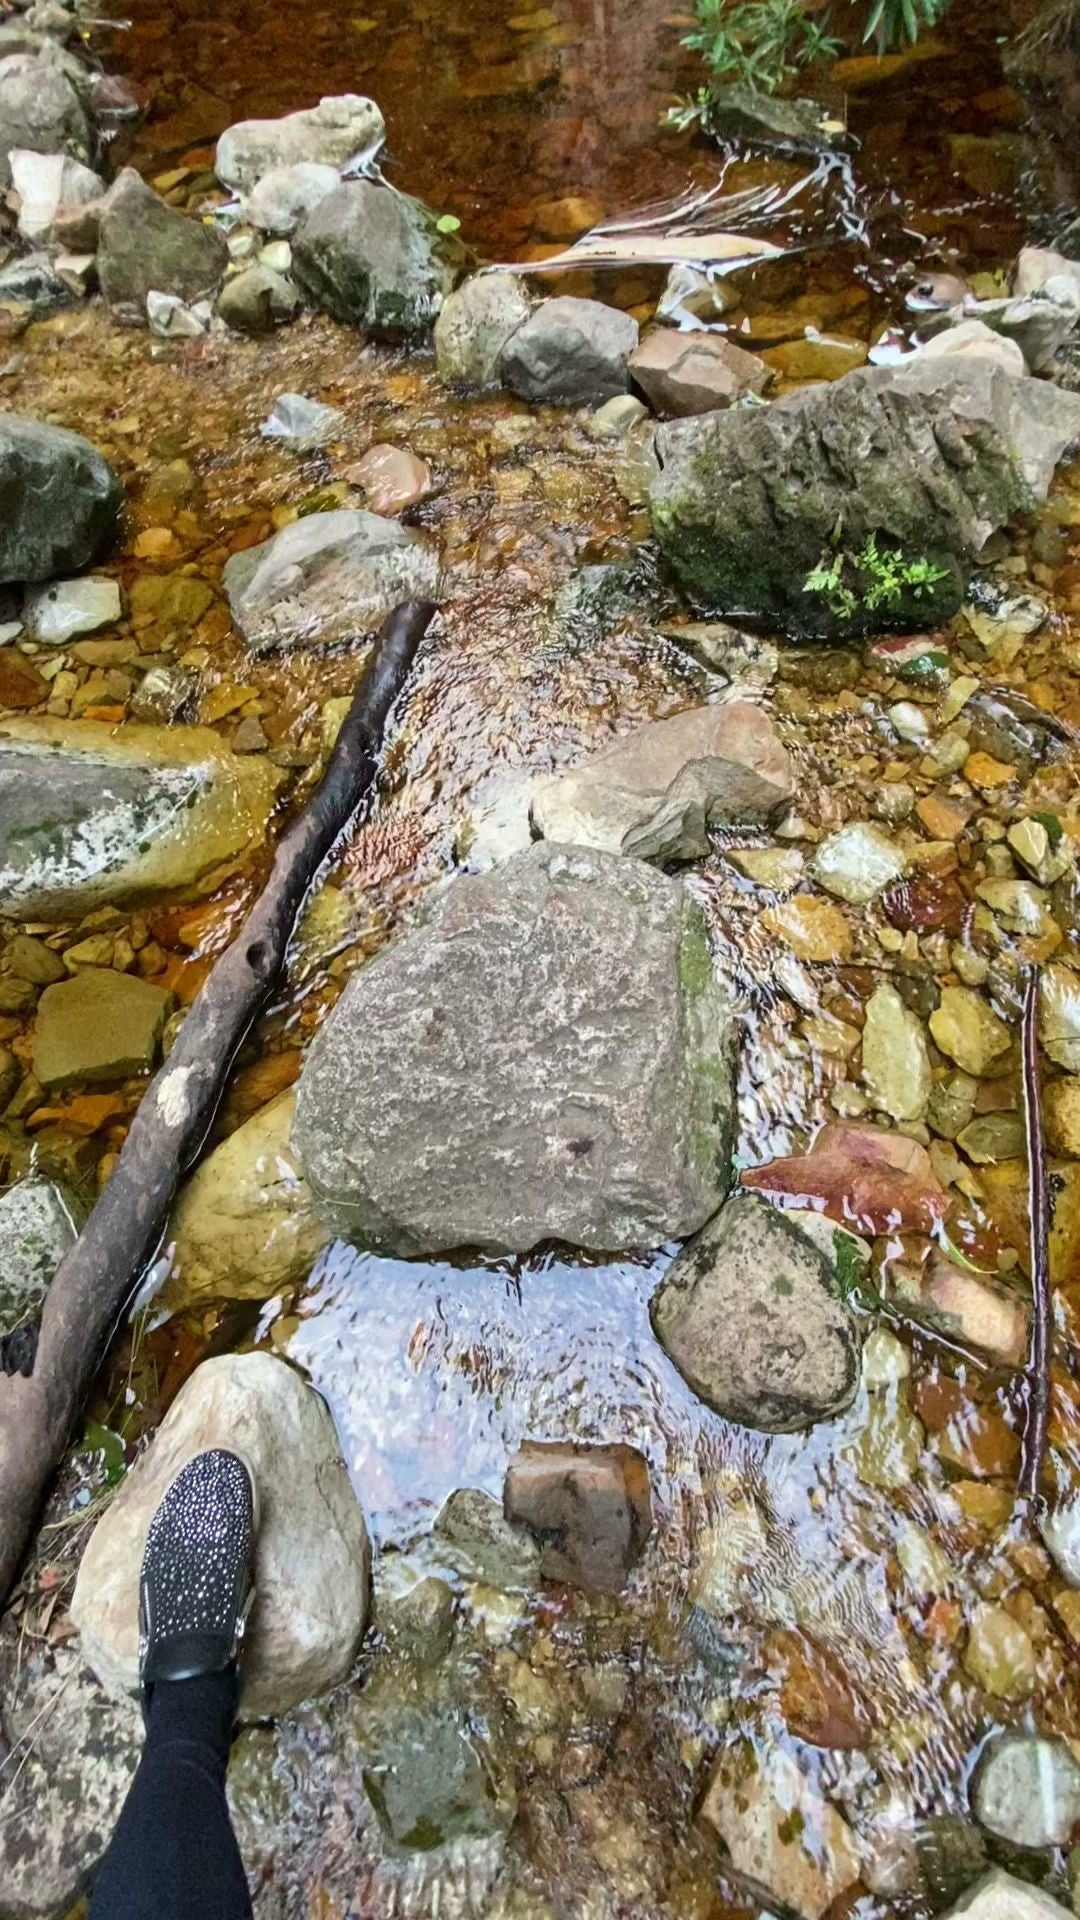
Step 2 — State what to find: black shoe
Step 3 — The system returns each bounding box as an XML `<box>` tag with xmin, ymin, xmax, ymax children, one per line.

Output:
<box><xmin>138</xmin><ymin>1448</ymin><xmax>257</xmax><ymax>1716</ymax></box>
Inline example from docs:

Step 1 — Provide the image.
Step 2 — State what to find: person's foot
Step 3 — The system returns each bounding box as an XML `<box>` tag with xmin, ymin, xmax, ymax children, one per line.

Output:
<box><xmin>139</xmin><ymin>1448</ymin><xmax>257</xmax><ymax>1714</ymax></box>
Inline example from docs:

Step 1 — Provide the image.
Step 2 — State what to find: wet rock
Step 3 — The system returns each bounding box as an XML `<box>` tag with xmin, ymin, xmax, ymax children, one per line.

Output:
<box><xmin>657</xmin><ymin>261</ymin><xmax>738</xmax><ymax>323</ymax></box>
<box><xmin>217</xmin><ymin>263</ymin><xmax>299</xmax><ymax>332</ymax></box>
<box><xmin>23</xmin><ymin>574</ymin><xmax>119</xmax><ymax>644</ymax></box>
<box><xmin>503</xmin><ymin>1439</ymin><xmax>652</xmax><ymax>1593</ymax></box>
<box><xmin>847</xmin><ymin>1390</ymin><xmax>925</xmax><ymax>1490</ymax></box>
<box><xmin>434</xmin><ymin>1486</ymin><xmax>542</xmax><ymax>1590</ymax></box>
<box><xmin>380</xmin><ymin>1575</ymin><xmax>456</xmax><ymax>1667</ymax></box>
<box><xmin>161</xmin><ymin>1091</ymin><xmax>326</xmax><ymax>1311</ymax></box>
<box><xmin>129</xmin><ymin>662</ymin><xmax>196</xmax><ymax>724</ymax></box>
<box><xmin>1015</xmin><ymin>246</ymin><xmax>1080</xmax><ymax>301</ymax></box>
<box><xmin>973</xmin><ymin>1734</ymin><xmax>1080</xmax><ymax>1849</ymax></box>
<box><xmin>1044</xmin><ymin>1077</ymin><xmax>1080</xmax><ymax>1156</ymax></box>
<box><xmin>33</xmin><ymin>967</ymin><xmax>174</xmax><ymax>1087</ymax></box>
<box><xmin>651</xmin><ymin>1191</ymin><xmax>860</xmax><ymax>1432</ymax></box>
<box><xmin>0</xmin><ymin>1173</ymin><xmax>81</xmax><ymax>1331</ymax></box>
<box><xmin>0</xmin><ymin>716</ymin><xmax>283</xmax><ymax>918</ymax></box>
<box><xmin>813</xmin><ymin>821</ymin><xmax>907</xmax><ymax>904</ymax></box>
<box><xmin>146</xmin><ymin>290</ymin><xmax>210</xmax><ymax>337</ymax></box>
<box><xmin>1041</xmin><ymin>1499</ymin><xmax>1080</xmax><ymax>1583</ymax></box>
<box><xmin>530</xmin><ymin>700</ymin><xmax>793</xmax><ymax>862</ymax></box>
<box><xmin>97</xmin><ymin>168</ymin><xmax>228</xmax><ymax>319</ymax></box>
<box><xmin>0</xmin><ymin>1646</ymin><xmax>139</xmax><ymax>1920</ymax></box>
<box><xmin>259</xmin><ymin>390</ymin><xmax>343</xmax><ymax>448</ymax></box>
<box><xmin>701</xmin><ymin>1739</ymin><xmax>862</xmax><ymax>1920</ymax></box>
<box><xmin>917</xmin><ymin>1817</ymin><xmax>989</xmax><ymax>1909</ymax></box>
<box><xmin>293</xmin><ymin>178</ymin><xmax>464</xmax><ymax>335</ymax></box>
<box><xmin>963</xmin><ymin>1601</ymin><xmax>1036</xmax><ymax>1699</ymax></box>
<box><xmin>1040</xmin><ymin>965</ymin><xmax>1080</xmax><ymax>1071</ymax></box>
<box><xmin>5</xmin><ymin>933</ymin><xmax>64</xmax><ymax>984</ymax></box>
<box><xmin>350</xmin><ymin>442</ymin><xmax>432</xmax><ymax>514</ymax></box>
<box><xmin>10</xmin><ymin>146</ymin><xmax>101</xmax><ymax>243</ymax></box>
<box><xmin>917</xmin><ymin>318</ymin><xmax>1026</xmax><ymax>375</ymax></box>
<box><xmin>434</xmin><ymin>269</ymin><xmax>533</xmax><ymax>390</ymax></box>
<box><xmin>942</xmin><ymin>1872</ymin><xmax>1072</xmax><ymax>1918</ymax></box>
<box><xmin>650</xmin><ymin>359</ymin><xmax>1080</xmax><ymax>637</ymax></box>
<box><xmin>243</xmin><ymin>159</ymin><xmax>340</xmax><ymax>234</ymax></box>
<box><xmin>929</xmin><ymin>986</ymin><xmax>1011</xmax><ymax>1076</ymax></box>
<box><xmin>729</xmin><ymin>845</ymin><xmax>803</xmax><ymax>889</ymax></box>
<box><xmin>362</xmin><ymin>1702</ymin><xmax>509</xmax><ymax>1849</ymax></box>
<box><xmin>0</xmin><ymin>412</ymin><xmax>121</xmax><ymax>585</ymax></box>
<box><xmin>702</xmin><ymin>80</ymin><xmax>836</xmax><ymax>151</ymax></box>
<box><xmin>215</xmin><ymin>95</ymin><xmax>384</xmax><ymax>191</ymax></box>
<box><xmin>223</xmin><ymin>509</ymin><xmax>438</xmax><ymax>653</ymax></box>
<box><xmin>628</xmin><ymin>328</ymin><xmax>770</xmax><ymax>415</ymax></box>
<box><xmin>499</xmin><ymin>296</ymin><xmax>638</xmax><ymax>406</ymax></box>
<box><xmin>924</xmin><ymin>288</ymin><xmax>1080</xmax><ymax>374</ymax></box>
<box><xmin>73</xmin><ymin>1352</ymin><xmax>371</xmax><ymax>1717</ymax></box>
<box><xmin>0</xmin><ymin>249</ymin><xmax>72</xmax><ymax>313</ymax></box>
<box><xmin>862</xmin><ymin>980</ymin><xmax>932</xmax><ymax>1122</ymax></box>
<box><xmin>0</xmin><ymin>53</ymin><xmax>90</xmax><ymax>186</ymax></box>
<box><xmin>294</xmin><ymin>843</ymin><xmax>736</xmax><ymax>1255</ymax></box>
<box><xmin>976</xmin><ymin>877</ymin><xmax>1054</xmax><ymax>936</ymax></box>
<box><xmin>590</xmin><ymin>392</ymin><xmax>649</xmax><ymax>437</ymax></box>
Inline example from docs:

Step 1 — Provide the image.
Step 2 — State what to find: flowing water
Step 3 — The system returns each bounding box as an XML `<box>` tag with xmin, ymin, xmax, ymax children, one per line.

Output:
<box><xmin>6</xmin><ymin>0</ymin><xmax>1080</xmax><ymax>1913</ymax></box>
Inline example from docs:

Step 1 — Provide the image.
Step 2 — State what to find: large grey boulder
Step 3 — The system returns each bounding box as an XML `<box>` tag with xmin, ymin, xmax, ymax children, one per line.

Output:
<box><xmin>0</xmin><ymin>716</ymin><xmax>283</xmax><ymax>918</ymax></box>
<box><xmin>223</xmin><ymin>508</ymin><xmax>438</xmax><ymax>652</ymax></box>
<box><xmin>293</xmin><ymin>179</ymin><xmax>465</xmax><ymax>335</ymax></box>
<box><xmin>215</xmin><ymin>94</ymin><xmax>384</xmax><ymax>191</ymax></box>
<box><xmin>499</xmin><ymin>296</ymin><xmax>639</xmax><ymax>406</ymax></box>
<box><xmin>0</xmin><ymin>1175</ymin><xmax>83</xmax><ymax>1334</ymax></box>
<box><xmin>0</xmin><ymin>413</ymin><xmax>122</xmax><ymax>585</ymax></box>
<box><xmin>294</xmin><ymin>842</ymin><xmax>736</xmax><ymax>1255</ymax></box>
<box><xmin>434</xmin><ymin>271</ymin><xmax>534</xmax><ymax>390</ymax></box>
<box><xmin>73</xmin><ymin>1352</ymin><xmax>371</xmax><ymax>1717</ymax></box>
<box><xmin>650</xmin><ymin>359</ymin><xmax>1080</xmax><ymax>638</ymax></box>
<box><xmin>530</xmin><ymin>699</ymin><xmax>793</xmax><ymax>862</ymax></box>
<box><xmin>0</xmin><ymin>1646</ymin><xmax>139</xmax><ymax>1920</ymax></box>
<box><xmin>0</xmin><ymin>54</ymin><xmax>90</xmax><ymax>186</ymax></box>
<box><xmin>650</xmin><ymin>1192</ymin><xmax>861</xmax><ymax>1430</ymax></box>
<box><xmin>97</xmin><ymin>169</ymin><xmax>229</xmax><ymax>319</ymax></box>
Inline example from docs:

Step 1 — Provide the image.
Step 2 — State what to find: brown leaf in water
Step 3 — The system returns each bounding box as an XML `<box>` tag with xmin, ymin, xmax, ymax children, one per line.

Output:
<box><xmin>742</xmin><ymin>1123</ymin><xmax>949</xmax><ymax>1235</ymax></box>
<box><xmin>765</xmin><ymin>1628</ymin><xmax>872</xmax><ymax>1749</ymax></box>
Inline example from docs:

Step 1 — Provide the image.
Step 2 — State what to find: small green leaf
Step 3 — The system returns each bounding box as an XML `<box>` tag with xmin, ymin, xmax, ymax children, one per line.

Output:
<box><xmin>80</xmin><ymin>1421</ymin><xmax>127</xmax><ymax>1487</ymax></box>
<box><xmin>436</xmin><ymin>213</ymin><xmax>461</xmax><ymax>234</ymax></box>
<box><xmin>1031</xmin><ymin>809</ymin><xmax>1064</xmax><ymax>850</ymax></box>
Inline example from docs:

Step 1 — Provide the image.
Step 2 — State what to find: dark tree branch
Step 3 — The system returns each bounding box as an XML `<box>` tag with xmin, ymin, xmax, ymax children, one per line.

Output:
<box><xmin>1019</xmin><ymin>962</ymin><xmax>1052</xmax><ymax>1506</ymax></box>
<box><xmin>0</xmin><ymin>600</ymin><xmax>435</xmax><ymax>1607</ymax></box>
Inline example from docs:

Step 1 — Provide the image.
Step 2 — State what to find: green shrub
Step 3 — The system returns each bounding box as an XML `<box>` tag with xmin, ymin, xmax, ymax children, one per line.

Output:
<box><xmin>803</xmin><ymin>534</ymin><xmax>950</xmax><ymax>622</ymax></box>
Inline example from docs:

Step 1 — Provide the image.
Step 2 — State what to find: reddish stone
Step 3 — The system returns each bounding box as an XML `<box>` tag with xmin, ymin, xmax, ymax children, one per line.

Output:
<box><xmin>766</xmin><ymin>1628</ymin><xmax>872</xmax><ymax>1749</ymax></box>
<box><xmin>883</xmin><ymin>873</ymin><xmax>970</xmax><ymax>935</ymax></box>
<box><xmin>504</xmin><ymin>1440</ymin><xmax>652</xmax><ymax>1594</ymax></box>
<box><xmin>0</xmin><ymin>651</ymin><xmax>46</xmax><ymax>710</ymax></box>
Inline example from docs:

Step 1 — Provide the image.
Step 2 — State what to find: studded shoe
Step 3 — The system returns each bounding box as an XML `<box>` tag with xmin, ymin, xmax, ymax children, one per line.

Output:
<box><xmin>138</xmin><ymin>1448</ymin><xmax>258</xmax><ymax>1715</ymax></box>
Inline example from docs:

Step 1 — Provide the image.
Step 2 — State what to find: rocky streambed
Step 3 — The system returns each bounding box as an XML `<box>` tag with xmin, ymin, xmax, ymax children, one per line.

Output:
<box><xmin>6</xmin><ymin>1</ymin><xmax>1080</xmax><ymax>1918</ymax></box>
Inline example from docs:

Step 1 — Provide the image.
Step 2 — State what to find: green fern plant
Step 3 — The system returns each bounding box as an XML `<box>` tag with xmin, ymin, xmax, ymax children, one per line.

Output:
<box><xmin>680</xmin><ymin>0</ymin><xmax>841</xmax><ymax>93</ymax></box>
<box><xmin>804</xmin><ymin>534</ymin><xmax>950</xmax><ymax>623</ymax></box>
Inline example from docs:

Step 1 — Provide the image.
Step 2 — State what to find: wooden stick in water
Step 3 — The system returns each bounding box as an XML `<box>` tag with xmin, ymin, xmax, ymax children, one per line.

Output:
<box><xmin>1019</xmin><ymin>962</ymin><xmax>1051</xmax><ymax>1506</ymax></box>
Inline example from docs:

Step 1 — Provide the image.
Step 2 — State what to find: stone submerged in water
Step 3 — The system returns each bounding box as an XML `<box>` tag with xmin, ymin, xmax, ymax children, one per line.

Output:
<box><xmin>530</xmin><ymin>699</ymin><xmax>793</xmax><ymax>862</ymax></box>
<box><xmin>0</xmin><ymin>1175</ymin><xmax>82</xmax><ymax>1332</ymax></box>
<box><xmin>0</xmin><ymin>716</ymin><xmax>284</xmax><ymax>919</ymax></box>
<box><xmin>362</xmin><ymin>1702</ymin><xmax>510</xmax><ymax>1850</ymax></box>
<box><xmin>499</xmin><ymin>296</ymin><xmax>639</xmax><ymax>406</ymax></box>
<box><xmin>650</xmin><ymin>359</ymin><xmax>1080</xmax><ymax>638</ymax></box>
<box><xmin>72</xmin><ymin>1352</ymin><xmax>371</xmax><ymax>1717</ymax></box>
<box><xmin>650</xmin><ymin>1191</ymin><xmax>861</xmax><ymax>1432</ymax></box>
<box><xmin>293</xmin><ymin>178</ymin><xmax>464</xmax><ymax>335</ymax></box>
<box><xmin>32</xmin><ymin>967</ymin><xmax>174</xmax><ymax>1088</ymax></box>
<box><xmin>972</xmin><ymin>1734</ymin><xmax>1080</xmax><ymax>1850</ymax></box>
<box><xmin>223</xmin><ymin>508</ymin><xmax>438</xmax><ymax>652</ymax></box>
<box><xmin>160</xmin><ymin>1090</ymin><xmax>327</xmax><ymax>1312</ymax></box>
<box><xmin>434</xmin><ymin>270</ymin><xmax>534</xmax><ymax>390</ymax></box>
<box><xmin>97</xmin><ymin>168</ymin><xmax>229</xmax><ymax>319</ymax></box>
<box><xmin>434</xmin><ymin>1486</ymin><xmax>542</xmax><ymax>1590</ymax></box>
<box><xmin>504</xmin><ymin>1440</ymin><xmax>652</xmax><ymax>1594</ymax></box>
<box><xmin>294</xmin><ymin>842</ymin><xmax>736</xmax><ymax>1256</ymax></box>
<box><xmin>0</xmin><ymin>53</ymin><xmax>91</xmax><ymax>187</ymax></box>
<box><xmin>215</xmin><ymin>94</ymin><xmax>385</xmax><ymax>191</ymax></box>
<box><xmin>701</xmin><ymin>1739</ymin><xmax>862</xmax><ymax>1920</ymax></box>
<box><xmin>0</xmin><ymin>413</ymin><xmax>122</xmax><ymax>586</ymax></box>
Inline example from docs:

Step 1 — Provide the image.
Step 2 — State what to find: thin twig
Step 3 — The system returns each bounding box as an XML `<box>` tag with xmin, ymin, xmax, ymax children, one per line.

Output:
<box><xmin>1019</xmin><ymin>963</ymin><xmax>1052</xmax><ymax>1506</ymax></box>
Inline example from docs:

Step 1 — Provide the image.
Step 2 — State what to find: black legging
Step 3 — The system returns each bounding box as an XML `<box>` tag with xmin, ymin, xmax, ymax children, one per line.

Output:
<box><xmin>89</xmin><ymin>1668</ymin><xmax>252</xmax><ymax>1920</ymax></box>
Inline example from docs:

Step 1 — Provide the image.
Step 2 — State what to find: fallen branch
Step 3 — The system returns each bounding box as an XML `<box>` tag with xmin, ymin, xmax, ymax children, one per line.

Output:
<box><xmin>0</xmin><ymin>599</ymin><xmax>435</xmax><ymax>1607</ymax></box>
<box><xmin>1019</xmin><ymin>962</ymin><xmax>1052</xmax><ymax>1506</ymax></box>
